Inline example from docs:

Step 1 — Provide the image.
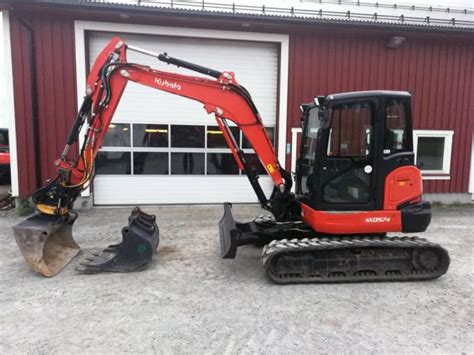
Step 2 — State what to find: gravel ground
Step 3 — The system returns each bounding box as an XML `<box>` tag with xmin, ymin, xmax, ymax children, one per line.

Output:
<box><xmin>0</xmin><ymin>204</ymin><xmax>473</xmax><ymax>354</ymax></box>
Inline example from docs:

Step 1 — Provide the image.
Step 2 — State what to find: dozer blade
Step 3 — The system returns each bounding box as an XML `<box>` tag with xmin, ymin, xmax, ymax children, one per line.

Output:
<box><xmin>76</xmin><ymin>208</ymin><xmax>159</xmax><ymax>274</ymax></box>
<box><xmin>218</xmin><ymin>203</ymin><xmax>268</xmax><ymax>258</ymax></box>
<box><xmin>13</xmin><ymin>213</ymin><xmax>79</xmax><ymax>277</ymax></box>
<box><xmin>219</xmin><ymin>203</ymin><xmax>241</xmax><ymax>258</ymax></box>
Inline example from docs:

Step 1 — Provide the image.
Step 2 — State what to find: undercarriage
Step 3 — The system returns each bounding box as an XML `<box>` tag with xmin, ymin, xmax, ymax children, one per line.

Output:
<box><xmin>219</xmin><ymin>203</ymin><xmax>450</xmax><ymax>284</ymax></box>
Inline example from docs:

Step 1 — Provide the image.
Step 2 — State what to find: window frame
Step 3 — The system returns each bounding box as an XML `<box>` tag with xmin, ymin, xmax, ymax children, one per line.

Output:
<box><xmin>97</xmin><ymin>123</ymin><xmax>274</xmax><ymax>176</ymax></box>
<box><xmin>413</xmin><ymin>130</ymin><xmax>454</xmax><ymax>180</ymax></box>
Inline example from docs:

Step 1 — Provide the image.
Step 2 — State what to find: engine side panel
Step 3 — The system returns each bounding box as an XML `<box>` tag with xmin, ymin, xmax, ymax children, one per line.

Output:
<box><xmin>383</xmin><ymin>166</ymin><xmax>423</xmax><ymax>210</ymax></box>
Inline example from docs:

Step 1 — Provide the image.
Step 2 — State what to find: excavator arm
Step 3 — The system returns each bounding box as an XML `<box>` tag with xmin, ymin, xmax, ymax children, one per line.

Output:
<box><xmin>13</xmin><ymin>37</ymin><xmax>296</xmax><ymax>277</ymax></box>
<box><xmin>33</xmin><ymin>37</ymin><xmax>292</xmax><ymax>219</ymax></box>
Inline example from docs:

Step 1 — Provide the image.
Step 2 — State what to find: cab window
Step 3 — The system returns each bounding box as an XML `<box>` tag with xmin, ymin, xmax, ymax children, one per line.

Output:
<box><xmin>384</xmin><ymin>100</ymin><xmax>410</xmax><ymax>154</ymax></box>
<box><xmin>328</xmin><ymin>102</ymin><xmax>372</xmax><ymax>157</ymax></box>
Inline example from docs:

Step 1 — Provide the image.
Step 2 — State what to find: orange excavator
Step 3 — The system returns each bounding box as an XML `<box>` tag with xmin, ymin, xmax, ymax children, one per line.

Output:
<box><xmin>13</xmin><ymin>37</ymin><xmax>450</xmax><ymax>283</ymax></box>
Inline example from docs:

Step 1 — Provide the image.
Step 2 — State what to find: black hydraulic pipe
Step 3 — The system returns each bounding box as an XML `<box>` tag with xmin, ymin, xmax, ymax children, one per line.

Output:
<box><xmin>236</xmin><ymin>149</ymin><xmax>269</xmax><ymax>208</ymax></box>
<box><xmin>158</xmin><ymin>53</ymin><xmax>223</xmax><ymax>79</ymax></box>
<box><xmin>60</xmin><ymin>96</ymin><xmax>93</xmax><ymax>158</ymax></box>
<box><xmin>65</xmin><ymin>97</ymin><xmax>92</xmax><ymax>146</ymax></box>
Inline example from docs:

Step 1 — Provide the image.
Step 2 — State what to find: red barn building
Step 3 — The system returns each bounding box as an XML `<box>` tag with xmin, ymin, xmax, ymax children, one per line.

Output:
<box><xmin>1</xmin><ymin>0</ymin><xmax>473</xmax><ymax>205</ymax></box>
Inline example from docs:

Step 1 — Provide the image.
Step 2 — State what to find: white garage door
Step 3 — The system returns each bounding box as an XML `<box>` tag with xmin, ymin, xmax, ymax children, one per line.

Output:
<box><xmin>88</xmin><ymin>31</ymin><xmax>279</xmax><ymax>205</ymax></box>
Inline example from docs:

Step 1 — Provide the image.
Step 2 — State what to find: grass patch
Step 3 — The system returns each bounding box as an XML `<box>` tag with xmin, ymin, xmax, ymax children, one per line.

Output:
<box><xmin>16</xmin><ymin>197</ymin><xmax>34</xmax><ymax>216</ymax></box>
<box><xmin>431</xmin><ymin>201</ymin><xmax>474</xmax><ymax>208</ymax></box>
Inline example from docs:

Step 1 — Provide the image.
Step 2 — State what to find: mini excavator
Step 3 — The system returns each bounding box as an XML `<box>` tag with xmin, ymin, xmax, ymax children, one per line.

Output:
<box><xmin>13</xmin><ymin>37</ymin><xmax>450</xmax><ymax>283</ymax></box>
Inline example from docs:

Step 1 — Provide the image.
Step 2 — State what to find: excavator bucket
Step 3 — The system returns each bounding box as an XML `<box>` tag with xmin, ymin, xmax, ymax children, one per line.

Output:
<box><xmin>76</xmin><ymin>207</ymin><xmax>159</xmax><ymax>274</ymax></box>
<box><xmin>13</xmin><ymin>213</ymin><xmax>79</xmax><ymax>277</ymax></box>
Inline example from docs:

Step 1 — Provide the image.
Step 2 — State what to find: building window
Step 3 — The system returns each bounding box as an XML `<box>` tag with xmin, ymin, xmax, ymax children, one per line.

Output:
<box><xmin>171</xmin><ymin>153</ymin><xmax>204</xmax><ymax>175</ymax></box>
<box><xmin>133</xmin><ymin>124</ymin><xmax>168</xmax><ymax>148</ymax></box>
<box><xmin>134</xmin><ymin>152</ymin><xmax>169</xmax><ymax>175</ymax></box>
<box><xmin>413</xmin><ymin>130</ymin><xmax>453</xmax><ymax>179</ymax></box>
<box><xmin>96</xmin><ymin>152</ymin><xmax>131</xmax><ymax>175</ymax></box>
<box><xmin>96</xmin><ymin>123</ymin><xmax>274</xmax><ymax>176</ymax></box>
<box><xmin>102</xmin><ymin>124</ymin><xmax>131</xmax><ymax>147</ymax></box>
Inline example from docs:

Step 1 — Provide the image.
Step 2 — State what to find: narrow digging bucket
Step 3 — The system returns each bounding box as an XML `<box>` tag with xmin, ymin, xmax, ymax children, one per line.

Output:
<box><xmin>76</xmin><ymin>207</ymin><xmax>159</xmax><ymax>274</ymax></box>
<box><xmin>13</xmin><ymin>213</ymin><xmax>79</xmax><ymax>277</ymax></box>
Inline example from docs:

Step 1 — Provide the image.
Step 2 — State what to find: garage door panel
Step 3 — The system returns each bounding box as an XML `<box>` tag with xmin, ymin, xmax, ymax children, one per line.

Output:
<box><xmin>89</xmin><ymin>32</ymin><xmax>278</xmax><ymax>124</ymax></box>
<box><xmin>89</xmin><ymin>31</ymin><xmax>279</xmax><ymax>205</ymax></box>
<box><xmin>94</xmin><ymin>176</ymin><xmax>274</xmax><ymax>204</ymax></box>
<box><xmin>113</xmin><ymin>85</ymin><xmax>211</xmax><ymax>125</ymax></box>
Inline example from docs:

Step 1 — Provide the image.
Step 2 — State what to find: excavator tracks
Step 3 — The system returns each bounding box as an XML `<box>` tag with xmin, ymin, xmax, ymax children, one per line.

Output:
<box><xmin>262</xmin><ymin>235</ymin><xmax>450</xmax><ymax>284</ymax></box>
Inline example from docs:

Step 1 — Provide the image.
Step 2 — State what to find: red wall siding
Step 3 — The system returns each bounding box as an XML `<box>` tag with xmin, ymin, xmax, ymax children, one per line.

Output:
<box><xmin>287</xmin><ymin>31</ymin><xmax>474</xmax><ymax>193</ymax></box>
<box><xmin>10</xmin><ymin>19</ymin><xmax>36</xmax><ymax>195</ymax></box>
<box><xmin>9</xmin><ymin>7</ymin><xmax>474</xmax><ymax>195</ymax></box>
<box><xmin>10</xmin><ymin>13</ymin><xmax>77</xmax><ymax>196</ymax></box>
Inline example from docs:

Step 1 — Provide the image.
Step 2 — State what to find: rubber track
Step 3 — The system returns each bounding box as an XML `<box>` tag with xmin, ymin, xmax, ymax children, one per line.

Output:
<box><xmin>262</xmin><ymin>235</ymin><xmax>450</xmax><ymax>284</ymax></box>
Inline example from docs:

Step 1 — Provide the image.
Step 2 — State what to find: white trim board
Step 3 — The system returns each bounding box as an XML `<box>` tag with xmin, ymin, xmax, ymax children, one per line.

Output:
<box><xmin>290</xmin><ymin>127</ymin><xmax>302</xmax><ymax>193</ymax></box>
<box><xmin>74</xmin><ymin>20</ymin><xmax>289</xmax><ymax>198</ymax></box>
<box><xmin>469</xmin><ymin>132</ymin><xmax>473</xmax><ymax>198</ymax></box>
<box><xmin>1</xmin><ymin>11</ymin><xmax>19</xmax><ymax>196</ymax></box>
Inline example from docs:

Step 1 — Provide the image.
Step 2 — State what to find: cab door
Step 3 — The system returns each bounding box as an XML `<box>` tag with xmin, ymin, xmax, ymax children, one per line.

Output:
<box><xmin>314</xmin><ymin>100</ymin><xmax>378</xmax><ymax>211</ymax></box>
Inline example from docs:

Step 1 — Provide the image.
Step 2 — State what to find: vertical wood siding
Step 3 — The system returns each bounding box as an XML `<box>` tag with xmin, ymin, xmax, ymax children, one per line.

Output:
<box><xmin>9</xmin><ymin>10</ymin><xmax>473</xmax><ymax>195</ymax></box>
<box><xmin>287</xmin><ymin>31</ymin><xmax>474</xmax><ymax>193</ymax></box>
<box><xmin>10</xmin><ymin>14</ymin><xmax>77</xmax><ymax>195</ymax></box>
<box><xmin>10</xmin><ymin>18</ymin><xmax>36</xmax><ymax>195</ymax></box>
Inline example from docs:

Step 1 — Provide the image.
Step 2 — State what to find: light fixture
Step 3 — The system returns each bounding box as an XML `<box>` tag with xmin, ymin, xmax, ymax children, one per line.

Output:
<box><xmin>387</xmin><ymin>36</ymin><xmax>405</xmax><ymax>48</ymax></box>
<box><xmin>145</xmin><ymin>129</ymin><xmax>168</xmax><ymax>133</ymax></box>
<box><xmin>109</xmin><ymin>124</ymin><xmax>117</xmax><ymax>128</ymax></box>
<box><xmin>207</xmin><ymin>130</ymin><xmax>223</xmax><ymax>135</ymax></box>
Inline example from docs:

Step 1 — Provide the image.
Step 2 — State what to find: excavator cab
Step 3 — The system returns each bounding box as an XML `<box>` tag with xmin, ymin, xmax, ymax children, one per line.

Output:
<box><xmin>298</xmin><ymin>91</ymin><xmax>415</xmax><ymax>211</ymax></box>
<box><xmin>296</xmin><ymin>91</ymin><xmax>432</xmax><ymax>234</ymax></box>
<box><xmin>221</xmin><ymin>90</ymin><xmax>448</xmax><ymax>284</ymax></box>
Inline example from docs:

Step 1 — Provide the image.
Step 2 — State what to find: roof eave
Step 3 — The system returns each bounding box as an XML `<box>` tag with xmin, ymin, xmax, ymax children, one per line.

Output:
<box><xmin>7</xmin><ymin>0</ymin><xmax>474</xmax><ymax>34</ymax></box>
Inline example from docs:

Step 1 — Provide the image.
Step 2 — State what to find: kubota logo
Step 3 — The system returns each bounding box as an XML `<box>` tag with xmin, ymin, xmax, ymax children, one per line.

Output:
<box><xmin>365</xmin><ymin>217</ymin><xmax>391</xmax><ymax>223</ymax></box>
<box><xmin>154</xmin><ymin>78</ymin><xmax>182</xmax><ymax>90</ymax></box>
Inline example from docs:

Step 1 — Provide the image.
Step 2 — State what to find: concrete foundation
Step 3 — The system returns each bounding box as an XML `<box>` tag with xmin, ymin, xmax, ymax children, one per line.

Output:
<box><xmin>424</xmin><ymin>193</ymin><xmax>473</xmax><ymax>204</ymax></box>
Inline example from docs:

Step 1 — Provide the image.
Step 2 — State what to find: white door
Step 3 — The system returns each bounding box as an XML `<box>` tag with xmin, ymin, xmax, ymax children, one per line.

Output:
<box><xmin>88</xmin><ymin>31</ymin><xmax>279</xmax><ymax>205</ymax></box>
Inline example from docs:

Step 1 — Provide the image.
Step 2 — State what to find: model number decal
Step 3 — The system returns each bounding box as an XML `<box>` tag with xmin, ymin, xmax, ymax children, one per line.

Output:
<box><xmin>365</xmin><ymin>217</ymin><xmax>391</xmax><ymax>223</ymax></box>
<box><xmin>154</xmin><ymin>78</ymin><xmax>182</xmax><ymax>91</ymax></box>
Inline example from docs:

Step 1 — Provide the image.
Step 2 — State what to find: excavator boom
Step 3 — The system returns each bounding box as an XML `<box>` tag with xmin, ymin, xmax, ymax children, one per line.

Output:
<box><xmin>35</xmin><ymin>37</ymin><xmax>290</xmax><ymax>216</ymax></box>
<box><xmin>13</xmin><ymin>37</ymin><xmax>293</xmax><ymax>276</ymax></box>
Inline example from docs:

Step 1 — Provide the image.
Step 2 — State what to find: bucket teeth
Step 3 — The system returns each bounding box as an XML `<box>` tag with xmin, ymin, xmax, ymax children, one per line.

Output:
<box><xmin>12</xmin><ymin>212</ymin><xmax>80</xmax><ymax>277</ymax></box>
<box><xmin>76</xmin><ymin>207</ymin><xmax>159</xmax><ymax>274</ymax></box>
